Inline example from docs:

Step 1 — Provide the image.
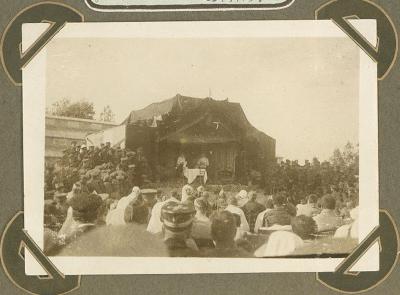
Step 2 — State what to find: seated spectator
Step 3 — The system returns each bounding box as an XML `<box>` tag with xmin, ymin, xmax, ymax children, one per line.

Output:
<box><xmin>53</xmin><ymin>192</ymin><xmax>69</xmax><ymax>222</ymax></box>
<box><xmin>196</xmin><ymin>185</ymin><xmax>205</xmax><ymax>198</ymax></box>
<box><xmin>191</xmin><ymin>198</ymin><xmax>213</xmax><ymax>246</ymax></box>
<box><xmin>254</xmin><ymin>199</ymin><xmax>274</xmax><ymax>233</ymax></box>
<box><xmin>202</xmin><ymin>211</ymin><xmax>253</xmax><ymax>257</ymax></box>
<box><xmin>313</xmin><ymin>195</ymin><xmax>343</xmax><ymax>232</ymax></box>
<box><xmin>225</xmin><ymin>195</ymin><xmax>250</xmax><ymax>239</ymax></box>
<box><xmin>58</xmin><ymin>193</ymin><xmax>103</xmax><ymax>244</ymax></box>
<box><xmin>262</xmin><ymin>193</ymin><xmax>292</xmax><ymax>228</ymax></box>
<box><xmin>106</xmin><ymin>186</ymin><xmax>141</xmax><ymax>225</ymax></box>
<box><xmin>124</xmin><ymin>197</ymin><xmax>149</xmax><ymax>225</ymax></box>
<box><xmin>241</xmin><ymin>191</ymin><xmax>266</xmax><ymax>233</ymax></box>
<box><xmin>147</xmin><ymin>190</ymin><xmax>180</xmax><ymax>234</ymax></box>
<box><xmin>236</xmin><ymin>190</ymin><xmax>248</xmax><ymax>207</ymax></box>
<box><xmin>339</xmin><ymin>199</ymin><xmax>355</xmax><ymax>220</ymax></box>
<box><xmin>161</xmin><ymin>202</ymin><xmax>199</xmax><ymax>257</ymax></box>
<box><xmin>334</xmin><ymin>206</ymin><xmax>358</xmax><ymax>239</ymax></box>
<box><xmin>254</xmin><ymin>215</ymin><xmax>317</xmax><ymax>257</ymax></box>
<box><xmin>285</xmin><ymin>197</ymin><xmax>297</xmax><ymax>217</ymax></box>
<box><xmin>215</xmin><ymin>192</ymin><xmax>228</xmax><ymax>212</ymax></box>
<box><xmin>198</xmin><ymin>191</ymin><xmax>213</xmax><ymax>217</ymax></box>
<box><xmin>181</xmin><ymin>184</ymin><xmax>194</xmax><ymax>203</ymax></box>
<box><xmin>296</xmin><ymin>194</ymin><xmax>321</xmax><ymax>217</ymax></box>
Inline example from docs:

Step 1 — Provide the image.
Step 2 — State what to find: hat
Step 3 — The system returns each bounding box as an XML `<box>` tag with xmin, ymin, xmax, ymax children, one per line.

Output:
<box><xmin>121</xmin><ymin>157</ymin><xmax>129</xmax><ymax>162</ymax></box>
<box><xmin>128</xmin><ymin>164</ymin><xmax>136</xmax><ymax>169</ymax></box>
<box><xmin>161</xmin><ymin>202</ymin><xmax>196</xmax><ymax>231</ymax></box>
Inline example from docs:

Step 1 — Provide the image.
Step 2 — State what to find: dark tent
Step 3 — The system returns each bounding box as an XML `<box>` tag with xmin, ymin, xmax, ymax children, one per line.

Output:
<box><xmin>123</xmin><ymin>94</ymin><xmax>275</xmax><ymax>183</ymax></box>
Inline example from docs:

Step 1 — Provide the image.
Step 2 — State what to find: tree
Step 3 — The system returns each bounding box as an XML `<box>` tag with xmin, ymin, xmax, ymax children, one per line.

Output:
<box><xmin>50</xmin><ymin>98</ymin><xmax>95</xmax><ymax>120</ymax></box>
<box><xmin>330</xmin><ymin>148</ymin><xmax>345</xmax><ymax>167</ymax></box>
<box><xmin>99</xmin><ymin>105</ymin><xmax>115</xmax><ymax>122</ymax></box>
<box><xmin>330</xmin><ymin>142</ymin><xmax>359</xmax><ymax>169</ymax></box>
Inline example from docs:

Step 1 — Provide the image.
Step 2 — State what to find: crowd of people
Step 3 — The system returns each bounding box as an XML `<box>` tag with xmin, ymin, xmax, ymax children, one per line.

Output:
<box><xmin>265</xmin><ymin>156</ymin><xmax>358</xmax><ymax>199</ymax></box>
<box><xmin>45</xmin><ymin>163</ymin><xmax>358</xmax><ymax>257</ymax></box>
<box><xmin>43</xmin><ymin>142</ymin><xmax>359</xmax><ymax>257</ymax></box>
<box><xmin>45</xmin><ymin>141</ymin><xmax>153</xmax><ymax>201</ymax></box>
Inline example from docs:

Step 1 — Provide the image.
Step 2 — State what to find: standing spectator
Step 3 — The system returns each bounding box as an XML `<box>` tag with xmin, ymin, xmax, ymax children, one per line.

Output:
<box><xmin>176</xmin><ymin>152</ymin><xmax>187</xmax><ymax>178</ymax></box>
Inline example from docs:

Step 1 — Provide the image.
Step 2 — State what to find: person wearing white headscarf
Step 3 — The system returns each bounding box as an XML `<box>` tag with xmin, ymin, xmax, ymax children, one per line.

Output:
<box><xmin>181</xmin><ymin>184</ymin><xmax>194</xmax><ymax>203</ymax></box>
<box><xmin>106</xmin><ymin>186</ymin><xmax>141</xmax><ymax>226</ymax></box>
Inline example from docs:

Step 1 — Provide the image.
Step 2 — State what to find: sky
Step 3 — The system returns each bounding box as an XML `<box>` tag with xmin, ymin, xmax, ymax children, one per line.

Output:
<box><xmin>46</xmin><ymin>37</ymin><xmax>359</xmax><ymax>162</ymax></box>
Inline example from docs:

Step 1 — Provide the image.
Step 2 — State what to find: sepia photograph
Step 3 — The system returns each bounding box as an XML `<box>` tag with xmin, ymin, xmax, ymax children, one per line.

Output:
<box><xmin>22</xmin><ymin>20</ymin><xmax>378</xmax><ymax>274</ymax></box>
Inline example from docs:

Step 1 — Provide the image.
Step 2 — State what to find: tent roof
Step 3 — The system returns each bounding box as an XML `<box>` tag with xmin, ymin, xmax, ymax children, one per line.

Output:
<box><xmin>123</xmin><ymin>93</ymin><xmax>275</xmax><ymax>145</ymax></box>
<box><xmin>123</xmin><ymin>94</ymin><xmax>203</xmax><ymax>125</ymax></box>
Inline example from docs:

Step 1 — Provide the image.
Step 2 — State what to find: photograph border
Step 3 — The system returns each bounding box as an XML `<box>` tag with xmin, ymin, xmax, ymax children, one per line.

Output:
<box><xmin>22</xmin><ymin>20</ymin><xmax>379</xmax><ymax>275</ymax></box>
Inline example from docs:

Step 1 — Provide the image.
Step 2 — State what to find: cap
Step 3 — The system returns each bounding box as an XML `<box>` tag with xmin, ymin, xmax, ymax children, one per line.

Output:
<box><xmin>91</xmin><ymin>169</ymin><xmax>101</xmax><ymax>177</ymax></box>
<box><xmin>141</xmin><ymin>188</ymin><xmax>157</xmax><ymax>195</ymax></box>
<box><xmin>161</xmin><ymin>202</ymin><xmax>195</xmax><ymax>231</ymax></box>
<box><xmin>54</xmin><ymin>183</ymin><xmax>64</xmax><ymax>189</ymax></box>
<box><xmin>54</xmin><ymin>192</ymin><xmax>67</xmax><ymax>200</ymax></box>
<box><xmin>128</xmin><ymin>164</ymin><xmax>136</xmax><ymax>169</ymax></box>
